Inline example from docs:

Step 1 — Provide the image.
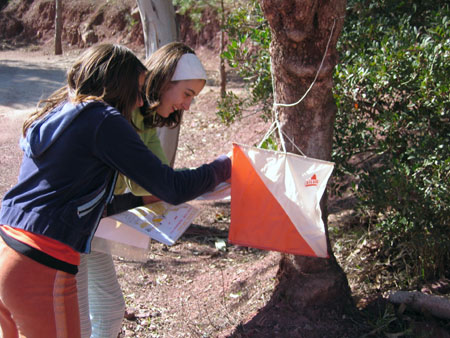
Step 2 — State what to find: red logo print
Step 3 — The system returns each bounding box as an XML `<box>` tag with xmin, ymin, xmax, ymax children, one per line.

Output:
<box><xmin>305</xmin><ymin>174</ymin><xmax>319</xmax><ymax>187</ymax></box>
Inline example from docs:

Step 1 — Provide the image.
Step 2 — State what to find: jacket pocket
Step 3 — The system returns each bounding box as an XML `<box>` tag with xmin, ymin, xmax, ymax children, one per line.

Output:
<box><xmin>76</xmin><ymin>187</ymin><xmax>106</xmax><ymax>217</ymax></box>
<box><xmin>60</xmin><ymin>183</ymin><xmax>107</xmax><ymax>234</ymax></box>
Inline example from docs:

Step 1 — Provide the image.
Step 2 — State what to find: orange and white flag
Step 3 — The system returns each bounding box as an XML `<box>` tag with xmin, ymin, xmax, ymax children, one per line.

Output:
<box><xmin>229</xmin><ymin>143</ymin><xmax>334</xmax><ymax>258</ymax></box>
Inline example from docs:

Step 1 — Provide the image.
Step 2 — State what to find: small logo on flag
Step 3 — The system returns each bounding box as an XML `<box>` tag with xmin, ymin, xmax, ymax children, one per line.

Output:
<box><xmin>305</xmin><ymin>174</ymin><xmax>319</xmax><ymax>187</ymax></box>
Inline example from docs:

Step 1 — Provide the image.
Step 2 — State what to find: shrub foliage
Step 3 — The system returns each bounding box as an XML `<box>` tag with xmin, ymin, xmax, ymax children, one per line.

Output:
<box><xmin>334</xmin><ymin>0</ymin><xmax>449</xmax><ymax>281</ymax></box>
<box><xmin>218</xmin><ymin>0</ymin><xmax>449</xmax><ymax>283</ymax></box>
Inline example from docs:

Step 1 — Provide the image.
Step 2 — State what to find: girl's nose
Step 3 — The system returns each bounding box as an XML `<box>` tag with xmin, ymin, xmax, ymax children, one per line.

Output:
<box><xmin>182</xmin><ymin>98</ymin><xmax>193</xmax><ymax>111</ymax></box>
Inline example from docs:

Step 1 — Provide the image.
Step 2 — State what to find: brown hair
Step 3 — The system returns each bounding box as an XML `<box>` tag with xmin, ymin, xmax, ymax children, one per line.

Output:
<box><xmin>140</xmin><ymin>42</ymin><xmax>197</xmax><ymax>129</ymax></box>
<box><xmin>23</xmin><ymin>44</ymin><xmax>146</xmax><ymax>136</ymax></box>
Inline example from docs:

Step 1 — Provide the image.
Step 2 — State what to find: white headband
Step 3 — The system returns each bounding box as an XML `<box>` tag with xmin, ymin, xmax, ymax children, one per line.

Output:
<box><xmin>171</xmin><ymin>53</ymin><xmax>207</xmax><ymax>81</ymax></box>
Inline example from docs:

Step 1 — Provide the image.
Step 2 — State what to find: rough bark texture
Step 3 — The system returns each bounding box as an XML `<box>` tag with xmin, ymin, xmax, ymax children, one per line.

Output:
<box><xmin>259</xmin><ymin>0</ymin><xmax>352</xmax><ymax>312</ymax></box>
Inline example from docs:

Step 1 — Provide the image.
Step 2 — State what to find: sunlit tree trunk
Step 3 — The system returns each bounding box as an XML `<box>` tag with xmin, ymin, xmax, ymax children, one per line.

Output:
<box><xmin>259</xmin><ymin>0</ymin><xmax>352</xmax><ymax>311</ymax></box>
<box><xmin>54</xmin><ymin>0</ymin><xmax>62</xmax><ymax>55</ymax></box>
<box><xmin>136</xmin><ymin>0</ymin><xmax>178</xmax><ymax>56</ymax></box>
<box><xmin>136</xmin><ymin>0</ymin><xmax>180</xmax><ymax>167</ymax></box>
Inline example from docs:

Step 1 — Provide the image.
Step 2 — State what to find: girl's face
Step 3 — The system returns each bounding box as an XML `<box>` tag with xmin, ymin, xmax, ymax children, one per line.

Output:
<box><xmin>156</xmin><ymin>79</ymin><xmax>206</xmax><ymax>118</ymax></box>
<box><xmin>133</xmin><ymin>73</ymin><xmax>146</xmax><ymax>112</ymax></box>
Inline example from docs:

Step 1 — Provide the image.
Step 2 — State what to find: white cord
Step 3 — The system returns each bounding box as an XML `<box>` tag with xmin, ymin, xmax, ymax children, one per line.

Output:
<box><xmin>262</xmin><ymin>18</ymin><xmax>338</xmax><ymax>154</ymax></box>
<box><xmin>273</xmin><ymin>19</ymin><xmax>337</xmax><ymax>108</ymax></box>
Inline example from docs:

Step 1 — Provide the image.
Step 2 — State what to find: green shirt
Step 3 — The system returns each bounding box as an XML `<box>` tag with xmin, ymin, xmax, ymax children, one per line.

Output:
<box><xmin>114</xmin><ymin>110</ymin><xmax>169</xmax><ymax>196</ymax></box>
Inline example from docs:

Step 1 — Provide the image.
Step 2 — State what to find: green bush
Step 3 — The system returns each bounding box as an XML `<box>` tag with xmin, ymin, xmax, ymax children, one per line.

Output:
<box><xmin>218</xmin><ymin>0</ymin><xmax>272</xmax><ymax>124</ymax></box>
<box><xmin>334</xmin><ymin>0</ymin><xmax>450</xmax><ymax>281</ymax></box>
<box><xmin>218</xmin><ymin>0</ymin><xmax>450</xmax><ymax>283</ymax></box>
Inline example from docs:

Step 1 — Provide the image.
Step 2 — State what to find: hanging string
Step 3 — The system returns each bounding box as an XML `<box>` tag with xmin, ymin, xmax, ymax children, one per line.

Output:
<box><xmin>273</xmin><ymin>18</ymin><xmax>337</xmax><ymax>108</ymax></box>
<box><xmin>268</xmin><ymin>54</ymin><xmax>287</xmax><ymax>152</ymax></box>
<box><xmin>257</xmin><ymin>120</ymin><xmax>277</xmax><ymax>148</ymax></box>
<box><xmin>261</xmin><ymin>18</ymin><xmax>338</xmax><ymax>154</ymax></box>
<box><xmin>258</xmin><ymin>121</ymin><xmax>306</xmax><ymax>156</ymax></box>
<box><xmin>281</xmin><ymin>129</ymin><xmax>306</xmax><ymax>156</ymax></box>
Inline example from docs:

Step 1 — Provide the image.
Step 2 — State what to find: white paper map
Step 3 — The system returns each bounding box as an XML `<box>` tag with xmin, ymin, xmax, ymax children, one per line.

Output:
<box><xmin>94</xmin><ymin>182</ymin><xmax>231</xmax><ymax>254</ymax></box>
<box><xmin>109</xmin><ymin>201</ymin><xmax>201</xmax><ymax>246</ymax></box>
<box><xmin>196</xmin><ymin>182</ymin><xmax>230</xmax><ymax>201</ymax></box>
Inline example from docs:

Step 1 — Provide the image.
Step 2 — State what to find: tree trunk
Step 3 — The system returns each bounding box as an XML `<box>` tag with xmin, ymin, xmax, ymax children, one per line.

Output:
<box><xmin>219</xmin><ymin>0</ymin><xmax>227</xmax><ymax>97</ymax></box>
<box><xmin>136</xmin><ymin>0</ymin><xmax>178</xmax><ymax>57</ymax></box>
<box><xmin>136</xmin><ymin>0</ymin><xmax>180</xmax><ymax>167</ymax></box>
<box><xmin>54</xmin><ymin>0</ymin><xmax>62</xmax><ymax>55</ymax></box>
<box><xmin>259</xmin><ymin>0</ymin><xmax>352</xmax><ymax>312</ymax></box>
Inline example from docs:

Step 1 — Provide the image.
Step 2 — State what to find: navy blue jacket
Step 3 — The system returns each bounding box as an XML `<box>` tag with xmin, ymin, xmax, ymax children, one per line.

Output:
<box><xmin>0</xmin><ymin>101</ymin><xmax>230</xmax><ymax>253</ymax></box>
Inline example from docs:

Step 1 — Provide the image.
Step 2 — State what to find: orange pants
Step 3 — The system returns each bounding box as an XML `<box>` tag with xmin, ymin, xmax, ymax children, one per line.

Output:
<box><xmin>0</xmin><ymin>236</ymin><xmax>81</xmax><ymax>338</ymax></box>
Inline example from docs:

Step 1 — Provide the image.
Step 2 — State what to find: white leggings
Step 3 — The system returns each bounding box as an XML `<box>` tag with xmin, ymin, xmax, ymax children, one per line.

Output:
<box><xmin>77</xmin><ymin>251</ymin><xmax>125</xmax><ymax>338</ymax></box>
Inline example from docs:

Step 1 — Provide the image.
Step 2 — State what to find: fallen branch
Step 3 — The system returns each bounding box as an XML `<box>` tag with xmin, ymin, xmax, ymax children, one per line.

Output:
<box><xmin>387</xmin><ymin>291</ymin><xmax>450</xmax><ymax>320</ymax></box>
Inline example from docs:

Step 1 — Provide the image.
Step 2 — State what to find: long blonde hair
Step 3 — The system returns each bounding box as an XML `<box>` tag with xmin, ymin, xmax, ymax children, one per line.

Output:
<box><xmin>23</xmin><ymin>44</ymin><xmax>146</xmax><ymax>136</ymax></box>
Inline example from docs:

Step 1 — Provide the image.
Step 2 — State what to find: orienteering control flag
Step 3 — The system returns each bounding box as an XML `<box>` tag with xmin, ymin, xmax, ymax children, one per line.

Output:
<box><xmin>229</xmin><ymin>143</ymin><xmax>334</xmax><ymax>258</ymax></box>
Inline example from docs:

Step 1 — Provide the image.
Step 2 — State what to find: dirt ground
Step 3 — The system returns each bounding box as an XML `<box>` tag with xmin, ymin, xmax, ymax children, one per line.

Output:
<box><xmin>2</xmin><ymin>50</ymin><xmax>450</xmax><ymax>337</ymax></box>
<box><xmin>0</xmin><ymin>2</ymin><xmax>313</xmax><ymax>336</ymax></box>
<box><xmin>1</xmin><ymin>0</ymin><xmax>449</xmax><ymax>337</ymax></box>
<box><xmin>0</xmin><ymin>48</ymin><xmax>287</xmax><ymax>338</ymax></box>
<box><xmin>0</xmin><ymin>46</ymin><xmax>374</xmax><ymax>337</ymax></box>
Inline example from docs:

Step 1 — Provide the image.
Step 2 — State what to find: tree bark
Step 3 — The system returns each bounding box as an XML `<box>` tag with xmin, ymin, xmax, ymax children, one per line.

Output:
<box><xmin>259</xmin><ymin>0</ymin><xmax>352</xmax><ymax>311</ymax></box>
<box><xmin>219</xmin><ymin>0</ymin><xmax>227</xmax><ymax>97</ymax></box>
<box><xmin>136</xmin><ymin>0</ymin><xmax>178</xmax><ymax>57</ymax></box>
<box><xmin>136</xmin><ymin>0</ymin><xmax>180</xmax><ymax>167</ymax></box>
<box><xmin>54</xmin><ymin>0</ymin><xmax>62</xmax><ymax>55</ymax></box>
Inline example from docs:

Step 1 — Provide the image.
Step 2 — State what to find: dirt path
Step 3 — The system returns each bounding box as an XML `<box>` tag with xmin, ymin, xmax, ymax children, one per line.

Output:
<box><xmin>0</xmin><ymin>52</ymin><xmax>76</xmax><ymax>198</ymax></box>
<box><xmin>0</xmin><ymin>50</ymin><xmax>280</xmax><ymax>338</ymax></box>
